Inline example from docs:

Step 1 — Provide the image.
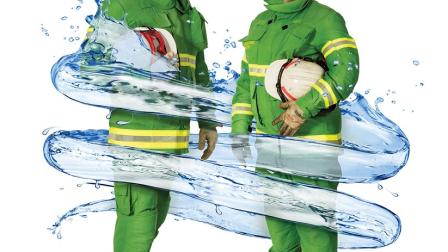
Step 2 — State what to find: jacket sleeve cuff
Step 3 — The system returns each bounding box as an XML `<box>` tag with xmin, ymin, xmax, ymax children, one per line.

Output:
<box><xmin>231</xmin><ymin>116</ymin><xmax>252</xmax><ymax>135</ymax></box>
<box><xmin>295</xmin><ymin>88</ymin><xmax>325</xmax><ymax>119</ymax></box>
<box><xmin>198</xmin><ymin>120</ymin><xmax>220</xmax><ymax>130</ymax></box>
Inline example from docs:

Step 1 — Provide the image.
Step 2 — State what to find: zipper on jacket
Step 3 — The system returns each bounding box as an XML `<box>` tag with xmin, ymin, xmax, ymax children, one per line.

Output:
<box><xmin>253</xmin><ymin>81</ymin><xmax>264</xmax><ymax>126</ymax></box>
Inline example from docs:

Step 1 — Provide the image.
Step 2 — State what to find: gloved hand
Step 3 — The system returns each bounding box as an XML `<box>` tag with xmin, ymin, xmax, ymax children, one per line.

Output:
<box><xmin>198</xmin><ymin>127</ymin><xmax>218</xmax><ymax>160</ymax></box>
<box><xmin>231</xmin><ymin>135</ymin><xmax>252</xmax><ymax>166</ymax></box>
<box><xmin>272</xmin><ymin>101</ymin><xmax>305</xmax><ymax>136</ymax></box>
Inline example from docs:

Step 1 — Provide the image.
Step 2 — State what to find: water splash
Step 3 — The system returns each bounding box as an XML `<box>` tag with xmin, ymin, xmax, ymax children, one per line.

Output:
<box><xmin>45</xmin><ymin>2</ymin><xmax>409</xmax><ymax>249</ymax></box>
<box><xmin>50</xmin><ymin>191</ymin><xmax>398</xmax><ymax>249</ymax></box>
<box><xmin>44</xmin><ymin>130</ymin><xmax>401</xmax><ymax>248</ymax></box>
<box><xmin>45</xmin><ymin>129</ymin><xmax>406</xmax><ymax>183</ymax></box>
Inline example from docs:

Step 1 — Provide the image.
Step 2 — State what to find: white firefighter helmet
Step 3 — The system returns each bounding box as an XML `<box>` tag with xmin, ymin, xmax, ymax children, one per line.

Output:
<box><xmin>264</xmin><ymin>58</ymin><xmax>325</xmax><ymax>101</ymax></box>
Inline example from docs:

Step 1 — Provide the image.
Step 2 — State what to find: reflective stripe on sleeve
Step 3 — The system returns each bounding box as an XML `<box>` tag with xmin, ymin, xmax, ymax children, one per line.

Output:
<box><xmin>179</xmin><ymin>53</ymin><xmax>197</xmax><ymax>69</ymax></box>
<box><xmin>232</xmin><ymin>103</ymin><xmax>254</xmax><ymax>116</ymax></box>
<box><xmin>321</xmin><ymin>38</ymin><xmax>357</xmax><ymax>58</ymax></box>
<box><xmin>312</xmin><ymin>79</ymin><xmax>338</xmax><ymax>108</ymax></box>
<box><xmin>248</xmin><ymin>64</ymin><xmax>269</xmax><ymax>77</ymax></box>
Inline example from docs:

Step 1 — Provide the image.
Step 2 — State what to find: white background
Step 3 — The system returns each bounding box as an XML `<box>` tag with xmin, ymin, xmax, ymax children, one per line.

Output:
<box><xmin>1</xmin><ymin>0</ymin><xmax>447</xmax><ymax>251</ymax></box>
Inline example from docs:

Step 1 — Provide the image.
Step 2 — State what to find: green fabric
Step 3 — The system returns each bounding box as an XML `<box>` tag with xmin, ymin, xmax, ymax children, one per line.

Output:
<box><xmin>232</xmin><ymin>0</ymin><xmax>359</xmax><ymax>136</ymax></box>
<box><xmin>233</xmin><ymin>1</ymin><xmax>358</xmax><ymax>251</ymax></box>
<box><xmin>113</xmin><ymin>182</ymin><xmax>170</xmax><ymax>252</ymax></box>
<box><xmin>101</xmin><ymin>1</ymin><xmax>214</xmax><ymax>251</ymax></box>
<box><xmin>265</xmin><ymin>0</ymin><xmax>311</xmax><ymax>14</ymax></box>
<box><xmin>257</xmin><ymin>169</ymin><xmax>338</xmax><ymax>252</ymax></box>
<box><xmin>103</xmin><ymin>0</ymin><xmax>216</xmax><ymax>136</ymax></box>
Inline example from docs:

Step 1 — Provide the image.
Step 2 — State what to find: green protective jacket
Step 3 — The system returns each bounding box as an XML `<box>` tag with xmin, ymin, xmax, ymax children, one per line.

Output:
<box><xmin>232</xmin><ymin>0</ymin><xmax>359</xmax><ymax>144</ymax></box>
<box><xmin>102</xmin><ymin>0</ymin><xmax>215</xmax><ymax>154</ymax></box>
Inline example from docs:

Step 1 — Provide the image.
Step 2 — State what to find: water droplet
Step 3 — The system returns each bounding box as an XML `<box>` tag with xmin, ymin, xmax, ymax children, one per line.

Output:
<box><xmin>224</xmin><ymin>44</ymin><xmax>230</xmax><ymax>49</ymax></box>
<box><xmin>57</xmin><ymin>232</ymin><xmax>62</xmax><ymax>239</ymax></box>
<box><xmin>332</xmin><ymin>60</ymin><xmax>340</xmax><ymax>66</ymax></box>
<box><xmin>95</xmin><ymin>180</ymin><xmax>100</xmax><ymax>189</ymax></box>
<box><xmin>77</xmin><ymin>183</ymin><xmax>83</xmax><ymax>187</ymax></box>
<box><xmin>75</xmin><ymin>37</ymin><xmax>80</xmax><ymax>41</ymax></box>
<box><xmin>224</xmin><ymin>39</ymin><xmax>230</xmax><ymax>44</ymax></box>
<box><xmin>364</xmin><ymin>89</ymin><xmax>370</xmax><ymax>95</ymax></box>
<box><xmin>61</xmin><ymin>16</ymin><xmax>68</xmax><ymax>21</ymax></box>
<box><xmin>68</xmin><ymin>37</ymin><xmax>75</xmax><ymax>42</ymax></box>
<box><xmin>85</xmin><ymin>15</ymin><xmax>94</xmax><ymax>24</ymax></box>
<box><xmin>336</xmin><ymin>86</ymin><xmax>343</xmax><ymax>91</ymax></box>
<box><xmin>377</xmin><ymin>184</ymin><xmax>383</xmax><ymax>190</ymax></box>
<box><xmin>76</xmin><ymin>5</ymin><xmax>82</xmax><ymax>10</ymax></box>
<box><xmin>70</xmin><ymin>25</ymin><xmax>75</xmax><ymax>29</ymax></box>
<box><xmin>116</xmin><ymin>121</ymin><xmax>129</xmax><ymax>125</ymax></box>
<box><xmin>231</xmin><ymin>41</ymin><xmax>237</xmax><ymax>48</ymax></box>
<box><xmin>213</xmin><ymin>62</ymin><xmax>220</xmax><ymax>68</ymax></box>
<box><xmin>419</xmin><ymin>82</ymin><xmax>424</xmax><ymax>87</ymax></box>
<box><xmin>42</xmin><ymin>127</ymin><xmax>55</xmax><ymax>135</ymax></box>
<box><xmin>391</xmin><ymin>192</ymin><xmax>399</xmax><ymax>197</ymax></box>
<box><xmin>215</xmin><ymin>205</ymin><xmax>223</xmax><ymax>215</ymax></box>
<box><xmin>374</xmin><ymin>97</ymin><xmax>384</xmax><ymax>111</ymax></box>
<box><xmin>413</xmin><ymin>60</ymin><xmax>420</xmax><ymax>66</ymax></box>
<box><xmin>391</xmin><ymin>100</ymin><xmax>396</xmax><ymax>104</ymax></box>
<box><xmin>80</xmin><ymin>214</ymin><xmax>88</xmax><ymax>218</ymax></box>
<box><xmin>106</xmin><ymin>110</ymin><xmax>112</xmax><ymax>119</ymax></box>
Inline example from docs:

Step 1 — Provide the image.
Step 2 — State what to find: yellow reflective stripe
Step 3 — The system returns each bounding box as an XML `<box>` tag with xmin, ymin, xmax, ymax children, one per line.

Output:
<box><xmin>242</xmin><ymin>54</ymin><xmax>248</xmax><ymax>63</ymax></box>
<box><xmin>179</xmin><ymin>53</ymin><xmax>197</xmax><ymax>69</ymax></box>
<box><xmin>312</xmin><ymin>79</ymin><xmax>338</xmax><ymax>108</ymax></box>
<box><xmin>248</xmin><ymin>64</ymin><xmax>269</xmax><ymax>77</ymax></box>
<box><xmin>232</xmin><ymin>111</ymin><xmax>254</xmax><ymax>116</ymax></box>
<box><xmin>300</xmin><ymin>133</ymin><xmax>341</xmax><ymax>142</ymax></box>
<box><xmin>109</xmin><ymin>127</ymin><xmax>189</xmax><ymax>137</ymax></box>
<box><xmin>87</xmin><ymin>26</ymin><xmax>94</xmax><ymax>33</ymax></box>
<box><xmin>232</xmin><ymin>103</ymin><xmax>254</xmax><ymax>116</ymax></box>
<box><xmin>179</xmin><ymin>53</ymin><xmax>196</xmax><ymax>60</ymax></box>
<box><xmin>233</xmin><ymin>103</ymin><xmax>251</xmax><ymax>108</ymax></box>
<box><xmin>322</xmin><ymin>38</ymin><xmax>357</xmax><ymax>58</ymax></box>
<box><xmin>256</xmin><ymin>129</ymin><xmax>341</xmax><ymax>143</ymax></box>
<box><xmin>108</xmin><ymin>139</ymin><xmax>189</xmax><ymax>149</ymax></box>
<box><xmin>312</xmin><ymin>82</ymin><xmax>330</xmax><ymax>108</ymax></box>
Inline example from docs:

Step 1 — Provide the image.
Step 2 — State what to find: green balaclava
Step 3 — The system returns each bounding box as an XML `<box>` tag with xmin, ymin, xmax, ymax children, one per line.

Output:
<box><xmin>264</xmin><ymin>0</ymin><xmax>311</xmax><ymax>13</ymax></box>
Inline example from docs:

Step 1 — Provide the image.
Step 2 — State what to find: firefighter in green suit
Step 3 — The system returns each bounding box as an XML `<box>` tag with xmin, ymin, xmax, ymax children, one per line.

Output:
<box><xmin>232</xmin><ymin>0</ymin><xmax>359</xmax><ymax>251</ymax></box>
<box><xmin>101</xmin><ymin>0</ymin><xmax>217</xmax><ymax>251</ymax></box>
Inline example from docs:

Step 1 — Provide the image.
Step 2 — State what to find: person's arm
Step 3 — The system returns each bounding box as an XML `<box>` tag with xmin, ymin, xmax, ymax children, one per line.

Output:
<box><xmin>231</xmin><ymin>55</ymin><xmax>254</xmax><ymax>135</ymax></box>
<box><xmin>295</xmin><ymin>12</ymin><xmax>360</xmax><ymax>119</ymax></box>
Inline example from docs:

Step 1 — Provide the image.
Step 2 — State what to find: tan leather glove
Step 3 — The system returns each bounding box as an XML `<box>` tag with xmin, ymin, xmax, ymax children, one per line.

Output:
<box><xmin>272</xmin><ymin>101</ymin><xmax>306</xmax><ymax>136</ymax></box>
<box><xmin>198</xmin><ymin>127</ymin><xmax>218</xmax><ymax>160</ymax></box>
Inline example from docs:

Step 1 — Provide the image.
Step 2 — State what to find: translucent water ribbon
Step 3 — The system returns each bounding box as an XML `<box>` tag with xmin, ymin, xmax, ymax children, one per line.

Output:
<box><xmin>44</xmin><ymin>130</ymin><xmax>401</xmax><ymax>248</ymax></box>
<box><xmin>44</xmin><ymin>2</ymin><xmax>408</xmax><ymax>249</ymax></box>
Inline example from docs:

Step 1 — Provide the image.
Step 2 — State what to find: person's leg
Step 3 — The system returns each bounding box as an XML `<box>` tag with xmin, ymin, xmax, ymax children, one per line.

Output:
<box><xmin>292</xmin><ymin>177</ymin><xmax>338</xmax><ymax>252</ymax></box>
<box><xmin>266</xmin><ymin>216</ymin><xmax>302</xmax><ymax>252</ymax></box>
<box><xmin>156</xmin><ymin>189</ymin><xmax>171</xmax><ymax>230</ymax></box>
<box><xmin>113</xmin><ymin>182</ymin><xmax>160</xmax><ymax>252</ymax></box>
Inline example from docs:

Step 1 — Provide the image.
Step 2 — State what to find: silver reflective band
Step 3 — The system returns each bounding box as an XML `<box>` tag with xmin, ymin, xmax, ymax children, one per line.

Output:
<box><xmin>109</xmin><ymin>134</ymin><xmax>189</xmax><ymax>143</ymax></box>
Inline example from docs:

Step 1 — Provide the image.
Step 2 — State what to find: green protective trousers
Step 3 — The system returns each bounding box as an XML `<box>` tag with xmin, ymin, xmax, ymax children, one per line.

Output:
<box><xmin>258</xmin><ymin>169</ymin><xmax>338</xmax><ymax>252</ymax></box>
<box><xmin>114</xmin><ymin>182</ymin><xmax>171</xmax><ymax>252</ymax></box>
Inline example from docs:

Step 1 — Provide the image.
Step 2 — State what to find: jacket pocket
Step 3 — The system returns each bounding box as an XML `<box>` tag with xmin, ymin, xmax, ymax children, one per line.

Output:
<box><xmin>114</xmin><ymin>182</ymin><xmax>131</xmax><ymax>216</ymax></box>
<box><xmin>283</xmin><ymin>22</ymin><xmax>315</xmax><ymax>58</ymax></box>
<box><xmin>240</xmin><ymin>22</ymin><xmax>267</xmax><ymax>50</ymax></box>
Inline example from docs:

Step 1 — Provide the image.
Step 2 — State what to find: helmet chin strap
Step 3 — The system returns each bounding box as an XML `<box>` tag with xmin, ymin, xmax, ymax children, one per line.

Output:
<box><xmin>139</xmin><ymin>29</ymin><xmax>168</xmax><ymax>56</ymax></box>
<box><xmin>276</xmin><ymin>58</ymin><xmax>297</xmax><ymax>102</ymax></box>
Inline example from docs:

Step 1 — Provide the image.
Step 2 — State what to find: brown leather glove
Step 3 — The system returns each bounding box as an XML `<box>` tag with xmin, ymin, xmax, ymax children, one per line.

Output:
<box><xmin>198</xmin><ymin>127</ymin><xmax>218</xmax><ymax>160</ymax></box>
<box><xmin>272</xmin><ymin>101</ymin><xmax>306</xmax><ymax>136</ymax></box>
